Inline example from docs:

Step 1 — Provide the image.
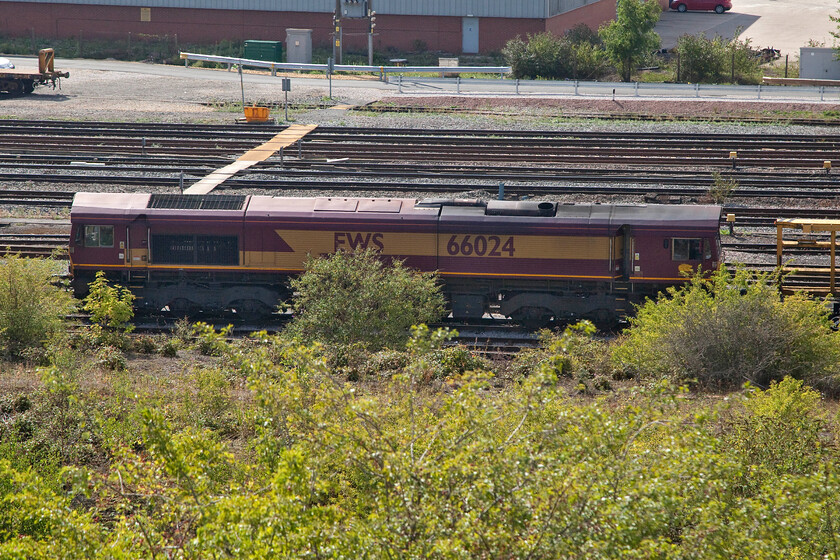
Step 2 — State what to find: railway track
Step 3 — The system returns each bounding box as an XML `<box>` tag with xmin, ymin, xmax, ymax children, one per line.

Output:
<box><xmin>5</xmin><ymin>122</ymin><xmax>840</xmax><ymax>199</ymax></box>
<box><xmin>3</xmin><ymin>122</ymin><xmax>840</xmax><ymax>168</ymax></box>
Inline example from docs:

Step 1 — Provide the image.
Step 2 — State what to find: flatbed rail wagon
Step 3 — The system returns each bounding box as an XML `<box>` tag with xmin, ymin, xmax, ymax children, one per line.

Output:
<box><xmin>0</xmin><ymin>49</ymin><xmax>68</xmax><ymax>94</ymax></box>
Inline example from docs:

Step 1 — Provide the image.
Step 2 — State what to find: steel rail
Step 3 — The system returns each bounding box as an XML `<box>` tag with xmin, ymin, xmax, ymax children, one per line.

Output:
<box><xmin>10</xmin><ymin>120</ymin><xmax>840</xmax><ymax>144</ymax></box>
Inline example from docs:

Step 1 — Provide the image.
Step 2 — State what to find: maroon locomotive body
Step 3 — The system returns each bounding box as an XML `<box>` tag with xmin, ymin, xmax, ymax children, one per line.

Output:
<box><xmin>69</xmin><ymin>193</ymin><xmax>722</xmax><ymax>326</ymax></box>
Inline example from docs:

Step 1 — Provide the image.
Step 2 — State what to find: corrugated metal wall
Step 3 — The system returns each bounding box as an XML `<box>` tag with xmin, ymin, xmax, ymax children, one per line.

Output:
<box><xmin>548</xmin><ymin>0</ymin><xmax>603</xmax><ymax>17</ymax></box>
<box><xmin>6</xmin><ymin>0</ymin><xmax>335</xmax><ymax>10</ymax></box>
<box><xmin>380</xmin><ymin>0</ymin><xmax>545</xmax><ymax>18</ymax></box>
<box><xmin>5</xmin><ymin>0</ymin><xmax>602</xmax><ymax>17</ymax></box>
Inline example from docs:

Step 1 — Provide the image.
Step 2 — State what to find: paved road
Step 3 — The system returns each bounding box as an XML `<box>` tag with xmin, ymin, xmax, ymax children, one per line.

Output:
<box><xmin>5</xmin><ymin>55</ymin><xmax>395</xmax><ymax>91</ymax></box>
<box><xmin>656</xmin><ymin>0</ymin><xmax>836</xmax><ymax>58</ymax></box>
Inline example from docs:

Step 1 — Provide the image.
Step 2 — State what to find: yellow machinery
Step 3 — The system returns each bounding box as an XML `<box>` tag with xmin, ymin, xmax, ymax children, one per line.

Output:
<box><xmin>776</xmin><ymin>218</ymin><xmax>840</xmax><ymax>294</ymax></box>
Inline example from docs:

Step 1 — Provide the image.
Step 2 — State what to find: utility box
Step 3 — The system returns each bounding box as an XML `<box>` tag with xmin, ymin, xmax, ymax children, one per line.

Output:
<box><xmin>439</xmin><ymin>57</ymin><xmax>459</xmax><ymax>77</ymax></box>
<box><xmin>285</xmin><ymin>29</ymin><xmax>312</xmax><ymax>64</ymax></box>
<box><xmin>244</xmin><ymin>40</ymin><xmax>283</xmax><ymax>63</ymax></box>
<box><xmin>341</xmin><ymin>0</ymin><xmax>367</xmax><ymax>18</ymax></box>
<box><xmin>800</xmin><ymin>47</ymin><xmax>840</xmax><ymax>80</ymax></box>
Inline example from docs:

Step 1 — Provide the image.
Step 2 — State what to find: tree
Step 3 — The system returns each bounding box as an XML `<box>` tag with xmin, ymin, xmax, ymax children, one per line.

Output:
<box><xmin>286</xmin><ymin>249</ymin><xmax>446</xmax><ymax>350</ymax></box>
<box><xmin>598</xmin><ymin>0</ymin><xmax>661</xmax><ymax>82</ymax></box>
<box><xmin>0</xmin><ymin>254</ymin><xmax>74</xmax><ymax>357</ymax></box>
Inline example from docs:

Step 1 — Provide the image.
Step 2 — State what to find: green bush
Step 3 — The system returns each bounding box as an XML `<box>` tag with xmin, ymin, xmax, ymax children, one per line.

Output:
<box><xmin>503</xmin><ymin>27</ymin><xmax>610</xmax><ymax>80</ymax></box>
<box><xmin>192</xmin><ymin>322</ymin><xmax>233</xmax><ymax>356</ymax></box>
<box><xmin>709</xmin><ymin>171</ymin><xmax>738</xmax><ymax>203</ymax></box>
<box><xmin>133</xmin><ymin>335</ymin><xmax>157</xmax><ymax>355</ymax></box>
<box><xmin>0</xmin><ymin>254</ymin><xmax>74</xmax><ymax>358</ymax></box>
<box><xmin>507</xmin><ymin>321</ymin><xmax>610</xmax><ymax>384</ymax></box>
<box><xmin>83</xmin><ymin>271</ymin><xmax>134</xmax><ymax>333</ymax></box>
<box><xmin>159</xmin><ymin>338</ymin><xmax>179</xmax><ymax>358</ymax></box>
<box><xmin>613</xmin><ymin>267</ymin><xmax>840</xmax><ymax>391</ymax></box>
<box><xmin>726</xmin><ymin>377</ymin><xmax>827</xmax><ymax>493</ymax></box>
<box><xmin>675</xmin><ymin>33</ymin><xmax>761</xmax><ymax>84</ymax></box>
<box><xmin>286</xmin><ymin>249</ymin><xmax>446</xmax><ymax>351</ymax></box>
<box><xmin>95</xmin><ymin>345</ymin><xmax>126</xmax><ymax>371</ymax></box>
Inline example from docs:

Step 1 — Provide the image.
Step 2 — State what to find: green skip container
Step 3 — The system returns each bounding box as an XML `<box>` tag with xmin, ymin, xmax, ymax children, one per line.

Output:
<box><xmin>244</xmin><ymin>40</ymin><xmax>283</xmax><ymax>63</ymax></box>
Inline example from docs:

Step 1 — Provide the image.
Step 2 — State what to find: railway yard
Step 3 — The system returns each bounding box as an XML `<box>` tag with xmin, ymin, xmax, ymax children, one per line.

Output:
<box><xmin>4</xmin><ymin>65</ymin><xmax>840</xmax><ymax>344</ymax></box>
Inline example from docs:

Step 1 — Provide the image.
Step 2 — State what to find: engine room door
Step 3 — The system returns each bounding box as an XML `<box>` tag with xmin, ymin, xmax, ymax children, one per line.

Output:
<box><xmin>127</xmin><ymin>219</ymin><xmax>149</xmax><ymax>269</ymax></box>
<box><xmin>618</xmin><ymin>225</ymin><xmax>633</xmax><ymax>280</ymax></box>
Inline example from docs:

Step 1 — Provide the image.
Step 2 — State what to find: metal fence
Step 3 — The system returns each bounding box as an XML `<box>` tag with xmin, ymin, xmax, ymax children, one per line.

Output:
<box><xmin>180</xmin><ymin>52</ymin><xmax>840</xmax><ymax>102</ymax></box>
<box><xmin>390</xmin><ymin>76</ymin><xmax>840</xmax><ymax>102</ymax></box>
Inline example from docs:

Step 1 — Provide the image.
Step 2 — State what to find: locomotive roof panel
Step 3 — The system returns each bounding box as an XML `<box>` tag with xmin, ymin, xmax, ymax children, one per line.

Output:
<box><xmin>71</xmin><ymin>194</ymin><xmax>721</xmax><ymax>230</ymax></box>
<box><xmin>439</xmin><ymin>202</ymin><xmax>720</xmax><ymax>229</ymax></box>
<box><xmin>245</xmin><ymin>196</ymin><xmax>440</xmax><ymax>219</ymax></box>
<box><xmin>71</xmin><ymin>192</ymin><xmax>152</xmax><ymax>216</ymax></box>
<box><xmin>72</xmin><ymin>192</ymin><xmax>248</xmax><ymax>220</ymax></box>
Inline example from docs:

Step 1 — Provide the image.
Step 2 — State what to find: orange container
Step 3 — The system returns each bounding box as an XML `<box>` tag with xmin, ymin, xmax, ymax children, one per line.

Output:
<box><xmin>243</xmin><ymin>105</ymin><xmax>270</xmax><ymax>122</ymax></box>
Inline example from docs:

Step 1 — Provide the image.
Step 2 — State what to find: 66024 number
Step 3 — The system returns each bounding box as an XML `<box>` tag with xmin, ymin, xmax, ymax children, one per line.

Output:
<box><xmin>446</xmin><ymin>235</ymin><xmax>515</xmax><ymax>257</ymax></box>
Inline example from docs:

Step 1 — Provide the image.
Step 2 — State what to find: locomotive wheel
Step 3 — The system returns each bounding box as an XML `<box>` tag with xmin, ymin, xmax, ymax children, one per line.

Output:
<box><xmin>588</xmin><ymin>309</ymin><xmax>619</xmax><ymax>331</ymax></box>
<box><xmin>22</xmin><ymin>80</ymin><xmax>35</xmax><ymax>94</ymax></box>
<box><xmin>167</xmin><ymin>297</ymin><xmax>200</xmax><ymax>317</ymax></box>
<box><xmin>510</xmin><ymin>306</ymin><xmax>554</xmax><ymax>329</ymax></box>
<box><xmin>230</xmin><ymin>299</ymin><xmax>273</xmax><ymax>321</ymax></box>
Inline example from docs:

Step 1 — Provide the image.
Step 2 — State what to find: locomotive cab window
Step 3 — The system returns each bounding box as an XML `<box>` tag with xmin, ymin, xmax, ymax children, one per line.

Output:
<box><xmin>672</xmin><ymin>238</ymin><xmax>702</xmax><ymax>261</ymax></box>
<box><xmin>84</xmin><ymin>225</ymin><xmax>114</xmax><ymax>248</ymax></box>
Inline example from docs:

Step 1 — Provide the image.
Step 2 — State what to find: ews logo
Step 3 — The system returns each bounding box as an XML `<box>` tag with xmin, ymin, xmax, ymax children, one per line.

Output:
<box><xmin>334</xmin><ymin>232</ymin><xmax>385</xmax><ymax>252</ymax></box>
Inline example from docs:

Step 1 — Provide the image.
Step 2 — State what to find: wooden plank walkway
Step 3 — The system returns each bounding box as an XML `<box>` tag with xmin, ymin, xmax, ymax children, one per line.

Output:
<box><xmin>183</xmin><ymin>123</ymin><xmax>317</xmax><ymax>195</ymax></box>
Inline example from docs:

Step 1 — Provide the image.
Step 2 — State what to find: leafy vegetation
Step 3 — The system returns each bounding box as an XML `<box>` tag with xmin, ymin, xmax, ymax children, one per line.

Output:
<box><xmin>0</xmin><ymin>254</ymin><xmax>74</xmax><ymax>358</ymax></box>
<box><xmin>675</xmin><ymin>33</ymin><xmax>762</xmax><ymax>84</ymax></box>
<box><xmin>5</xmin><ymin>252</ymin><xmax>840</xmax><ymax>556</ymax></box>
<box><xmin>598</xmin><ymin>0</ymin><xmax>662</xmax><ymax>82</ymax></box>
<box><xmin>285</xmin><ymin>249</ymin><xmax>446</xmax><ymax>350</ymax></box>
<box><xmin>502</xmin><ymin>26</ymin><xmax>610</xmax><ymax>80</ymax></box>
<box><xmin>708</xmin><ymin>171</ymin><xmax>739</xmax><ymax>203</ymax></box>
<box><xmin>614</xmin><ymin>267</ymin><xmax>840</xmax><ymax>391</ymax></box>
<box><xmin>83</xmin><ymin>271</ymin><xmax>135</xmax><ymax>333</ymax></box>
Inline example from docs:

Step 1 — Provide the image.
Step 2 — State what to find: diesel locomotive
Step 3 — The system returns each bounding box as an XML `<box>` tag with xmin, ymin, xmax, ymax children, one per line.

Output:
<box><xmin>69</xmin><ymin>192</ymin><xmax>722</xmax><ymax>326</ymax></box>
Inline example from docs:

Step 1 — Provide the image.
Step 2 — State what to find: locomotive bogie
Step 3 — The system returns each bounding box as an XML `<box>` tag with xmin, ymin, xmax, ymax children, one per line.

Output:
<box><xmin>69</xmin><ymin>193</ymin><xmax>722</xmax><ymax>326</ymax></box>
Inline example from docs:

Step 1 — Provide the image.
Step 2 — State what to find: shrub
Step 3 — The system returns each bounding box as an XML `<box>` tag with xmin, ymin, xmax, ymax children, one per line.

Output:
<box><xmin>96</xmin><ymin>345</ymin><xmax>127</xmax><ymax>371</ymax></box>
<box><xmin>709</xmin><ymin>171</ymin><xmax>738</xmax><ymax>203</ymax></box>
<box><xmin>675</xmin><ymin>32</ymin><xmax>761</xmax><ymax>84</ymax></box>
<box><xmin>182</xmin><ymin>368</ymin><xmax>235</xmax><ymax>431</ymax></box>
<box><xmin>192</xmin><ymin>323</ymin><xmax>233</xmax><ymax>356</ymax></box>
<box><xmin>613</xmin><ymin>267</ymin><xmax>840</xmax><ymax>391</ymax></box>
<box><xmin>0</xmin><ymin>254</ymin><xmax>75</xmax><ymax>358</ymax></box>
<box><xmin>286</xmin><ymin>249</ymin><xmax>446</xmax><ymax>351</ymax></box>
<box><xmin>159</xmin><ymin>338</ymin><xmax>179</xmax><ymax>358</ymax></box>
<box><xmin>726</xmin><ymin>377</ymin><xmax>827</xmax><ymax>492</ymax></box>
<box><xmin>83</xmin><ymin>271</ymin><xmax>135</xmax><ymax>333</ymax></box>
<box><xmin>133</xmin><ymin>335</ymin><xmax>157</xmax><ymax>354</ymax></box>
<box><xmin>502</xmin><ymin>28</ymin><xmax>610</xmax><ymax>80</ymax></box>
<box><xmin>506</xmin><ymin>321</ymin><xmax>609</xmax><ymax>383</ymax></box>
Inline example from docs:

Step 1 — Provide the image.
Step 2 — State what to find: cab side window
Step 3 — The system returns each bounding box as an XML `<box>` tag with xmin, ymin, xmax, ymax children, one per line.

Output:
<box><xmin>84</xmin><ymin>225</ymin><xmax>114</xmax><ymax>248</ymax></box>
<box><xmin>672</xmin><ymin>238</ymin><xmax>702</xmax><ymax>260</ymax></box>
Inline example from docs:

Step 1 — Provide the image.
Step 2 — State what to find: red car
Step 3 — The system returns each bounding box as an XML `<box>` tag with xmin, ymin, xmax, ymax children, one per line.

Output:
<box><xmin>670</xmin><ymin>0</ymin><xmax>731</xmax><ymax>13</ymax></box>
